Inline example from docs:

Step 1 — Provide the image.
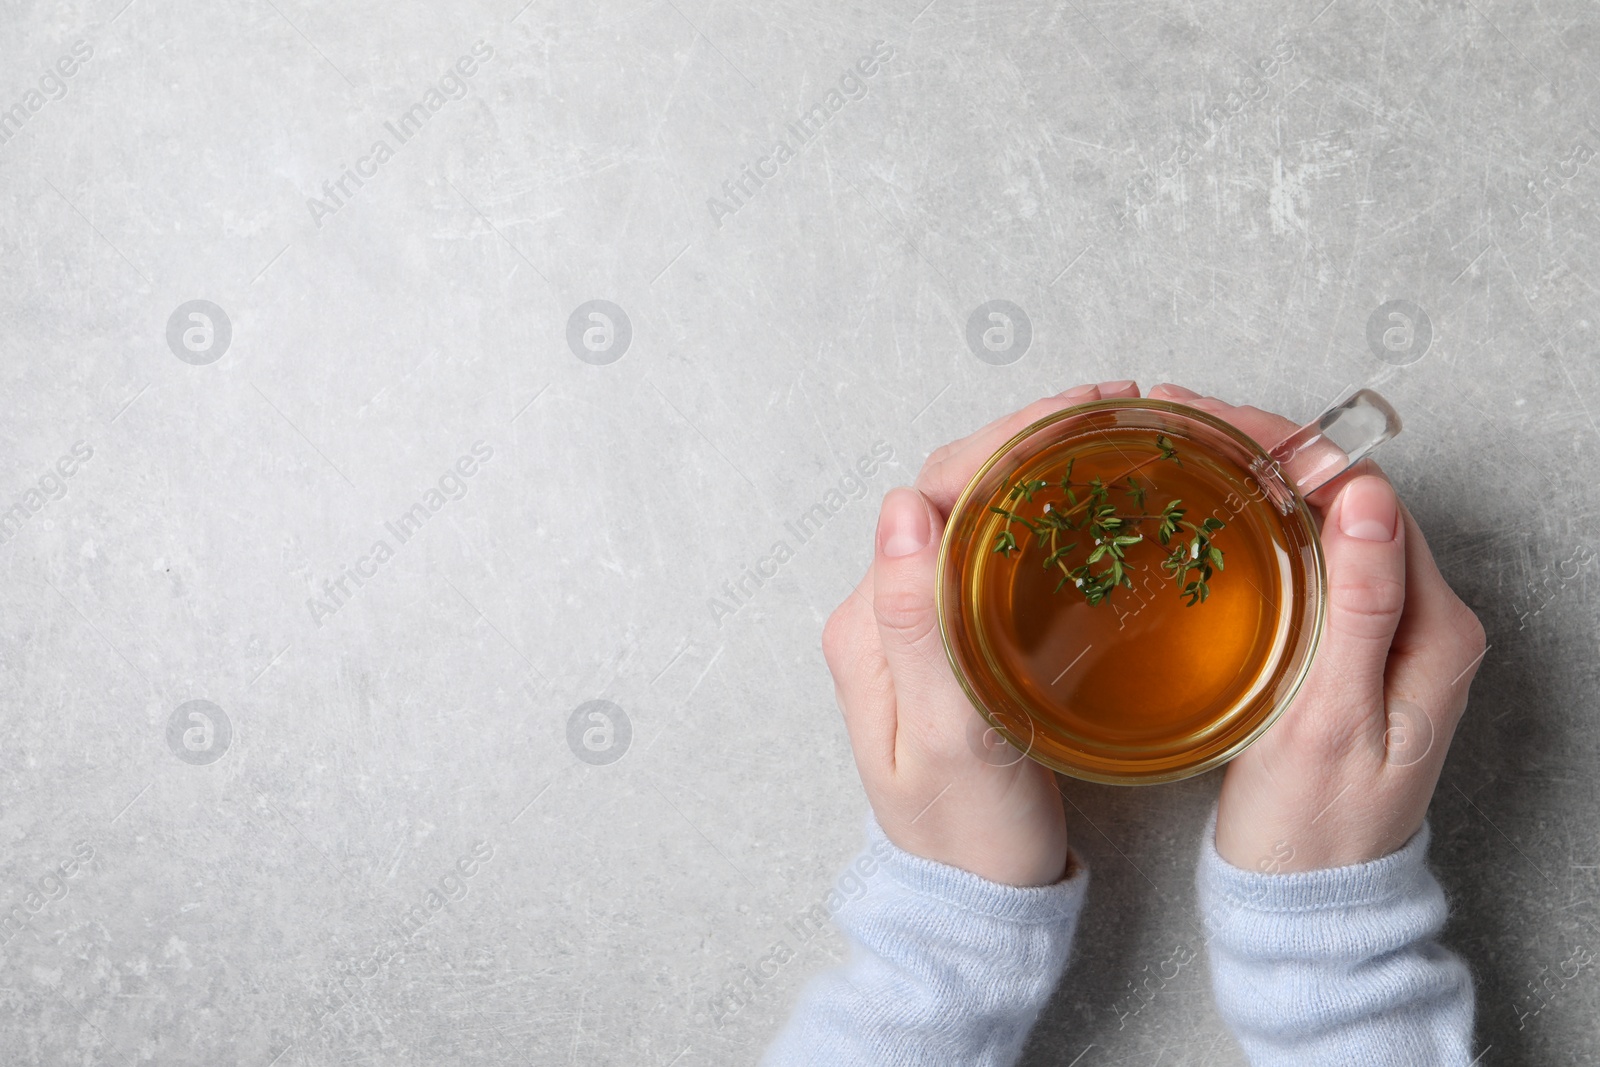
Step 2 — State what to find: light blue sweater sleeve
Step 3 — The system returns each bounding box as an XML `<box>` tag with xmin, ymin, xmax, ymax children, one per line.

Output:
<box><xmin>765</xmin><ymin>805</ymin><xmax>1477</xmax><ymax>1066</ymax></box>
<box><xmin>1196</xmin><ymin>805</ymin><xmax>1477</xmax><ymax>1065</ymax></box>
<box><xmin>760</xmin><ymin>811</ymin><xmax>1091</xmax><ymax>1067</ymax></box>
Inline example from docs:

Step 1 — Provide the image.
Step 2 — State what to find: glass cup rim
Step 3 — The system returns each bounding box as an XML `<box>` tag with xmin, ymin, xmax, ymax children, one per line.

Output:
<box><xmin>934</xmin><ymin>396</ymin><xmax>1330</xmax><ymax>785</ymax></box>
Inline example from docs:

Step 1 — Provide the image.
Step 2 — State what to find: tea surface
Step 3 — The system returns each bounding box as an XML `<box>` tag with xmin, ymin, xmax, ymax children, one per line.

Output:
<box><xmin>967</xmin><ymin>428</ymin><xmax>1303</xmax><ymax>761</ymax></box>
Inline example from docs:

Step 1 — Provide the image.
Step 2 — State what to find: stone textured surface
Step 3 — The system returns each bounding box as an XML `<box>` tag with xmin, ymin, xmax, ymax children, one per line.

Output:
<box><xmin>1</xmin><ymin>0</ymin><xmax>1597</xmax><ymax>1063</ymax></box>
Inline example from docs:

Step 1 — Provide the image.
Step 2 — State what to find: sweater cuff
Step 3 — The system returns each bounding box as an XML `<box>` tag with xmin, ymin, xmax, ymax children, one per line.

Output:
<box><xmin>1194</xmin><ymin>802</ymin><xmax>1476</xmax><ymax>1064</ymax></box>
<box><xmin>1198</xmin><ymin>803</ymin><xmax>1431</xmax><ymax>909</ymax></box>
<box><xmin>1196</xmin><ymin>802</ymin><xmax>1446</xmax><ymax>959</ymax></box>
<box><xmin>862</xmin><ymin>810</ymin><xmax>1089</xmax><ymax>925</ymax></box>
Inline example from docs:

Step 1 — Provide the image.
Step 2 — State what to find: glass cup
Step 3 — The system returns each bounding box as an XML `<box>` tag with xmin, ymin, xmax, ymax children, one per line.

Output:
<box><xmin>935</xmin><ymin>389</ymin><xmax>1402</xmax><ymax>785</ymax></box>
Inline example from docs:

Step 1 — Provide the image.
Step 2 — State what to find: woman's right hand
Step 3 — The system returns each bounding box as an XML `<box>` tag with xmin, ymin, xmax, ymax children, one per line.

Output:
<box><xmin>1145</xmin><ymin>383</ymin><xmax>1488</xmax><ymax>873</ymax></box>
<box><xmin>820</xmin><ymin>379</ymin><xmax>1142</xmax><ymax>886</ymax></box>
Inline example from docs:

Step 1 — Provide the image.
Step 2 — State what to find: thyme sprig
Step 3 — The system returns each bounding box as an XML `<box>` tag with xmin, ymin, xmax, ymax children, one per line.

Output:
<box><xmin>989</xmin><ymin>436</ymin><xmax>1225</xmax><ymax>607</ymax></box>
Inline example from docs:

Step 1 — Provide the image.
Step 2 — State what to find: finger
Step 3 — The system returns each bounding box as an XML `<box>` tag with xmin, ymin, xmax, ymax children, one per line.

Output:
<box><xmin>1177</xmin><ymin>392</ymin><xmax>1384</xmax><ymax>512</ymax></box>
<box><xmin>1303</xmin><ymin>456</ymin><xmax>1386</xmax><ymax>514</ymax></box>
<box><xmin>1318</xmin><ymin>474</ymin><xmax>1407</xmax><ymax>691</ymax></box>
<box><xmin>1386</xmin><ymin>505</ymin><xmax>1488</xmax><ymax>724</ymax></box>
<box><xmin>924</xmin><ymin>384</ymin><xmax>1098</xmax><ymax>473</ymax></box>
<box><xmin>1095</xmin><ymin>378</ymin><xmax>1140</xmax><ymax>398</ymax></box>
<box><xmin>823</xmin><ymin>561</ymin><xmax>897</xmax><ymax>772</ymax></box>
<box><xmin>870</xmin><ymin>486</ymin><xmax>963</xmax><ymax>762</ymax></box>
<box><xmin>1180</xmin><ymin>393</ymin><xmax>1301</xmax><ymax>454</ymax></box>
<box><xmin>1390</xmin><ymin>505</ymin><xmax>1472</xmax><ymax>654</ymax></box>
<box><xmin>915</xmin><ymin>386</ymin><xmax>1098</xmax><ymax>511</ymax></box>
<box><xmin>914</xmin><ymin>380</ymin><xmax>1138</xmax><ymax>514</ymax></box>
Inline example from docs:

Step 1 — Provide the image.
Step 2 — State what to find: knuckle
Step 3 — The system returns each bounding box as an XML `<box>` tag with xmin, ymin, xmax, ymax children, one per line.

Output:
<box><xmin>1236</xmin><ymin>402</ymin><xmax>1286</xmax><ymax>425</ymax></box>
<box><xmin>1328</xmin><ymin>572</ymin><xmax>1406</xmax><ymax>639</ymax></box>
<box><xmin>1021</xmin><ymin>395</ymin><xmax>1065</xmax><ymax>425</ymax></box>
<box><xmin>1452</xmin><ymin>601</ymin><xmax>1487</xmax><ymax>655</ymax></box>
<box><xmin>873</xmin><ymin>586</ymin><xmax>936</xmax><ymax>645</ymax></box>
<box><xmin>918</xmin><ymin>445</ymin><xmax>955</xmax><ymax>485</ymax></box>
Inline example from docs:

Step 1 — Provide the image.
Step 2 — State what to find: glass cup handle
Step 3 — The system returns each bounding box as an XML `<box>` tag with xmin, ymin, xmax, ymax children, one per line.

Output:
<box><xmin>1251</xmin><ymin>389</ymin><xmax>1404</xmax><ymax>508</ymax></box>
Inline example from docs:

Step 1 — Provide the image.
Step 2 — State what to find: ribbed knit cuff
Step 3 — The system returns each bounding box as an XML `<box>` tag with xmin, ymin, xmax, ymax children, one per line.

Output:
<box><xmin>1198</xmin><ymin>803</ymin><xmax>1433</xmax><ymax>908</ymax></box>
<box><xmin>1194</xmin><ymin>802</ymin><xmax>1476</xmax><ymax>1065</ymax></box>
<box><xmin>1196</xmin><ymin>802</ymin><xmax>1446</xmax><ymax>959</ymax></box>
<box><xmin>761</xmin><ymin>811</ymin><xmax>1093</xmax><ymax>1066</ymax></box>
<box><xmin>862</xmin><ymin>810</ymin><xmax>1089</xmax><ymax>925</ymax></box>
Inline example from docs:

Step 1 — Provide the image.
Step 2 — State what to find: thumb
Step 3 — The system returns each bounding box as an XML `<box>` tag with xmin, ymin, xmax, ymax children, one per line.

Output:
<box><xmin>1319</xmin><ymin>474</ymin><xmax>1406</xmax><ymax>687</ymax></box>
<box><xmin>871</xmin><ymin>487</ymin><xmax>957</xmax><ymax>732</ymax></box>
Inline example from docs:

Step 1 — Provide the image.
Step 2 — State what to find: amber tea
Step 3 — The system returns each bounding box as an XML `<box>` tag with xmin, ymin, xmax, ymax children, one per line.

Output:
<box><xmin>938</xmin><ymin>400</ymin><xmax>1333</xmax><ymax>784</ymax></box>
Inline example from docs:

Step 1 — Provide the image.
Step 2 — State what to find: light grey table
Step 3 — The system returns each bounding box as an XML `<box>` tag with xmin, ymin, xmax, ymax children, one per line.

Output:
<box><xmin>2</xmin><ymin>0</ymin><xmax>1596</xmax><ymax>1063</ymax></box>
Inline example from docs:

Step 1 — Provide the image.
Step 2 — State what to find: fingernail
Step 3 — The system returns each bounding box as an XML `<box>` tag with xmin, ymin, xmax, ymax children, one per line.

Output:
<box><xmin>1098</xmin><ymin>379</ymin><xmax>1136</xmax><ymax>393</ymax></box>
<box><xmin>1151</xmin><ymin>382</ymin><xmax>1201</xmax><ymax>398</ymax></box>
<box><xmin>879</xmin><ymin>488</ymin><xmax>932</xmax><ymax>558</ymax></box>
<box><xmin>1338</xmin><ymin>476</ymin><xmax>1398</xmax><ymax>542</ymax></box>
<box><xmin>1059</xmin><ymin>383</ymin><xmax>1099</xmax><ymax>399</ymax></box>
